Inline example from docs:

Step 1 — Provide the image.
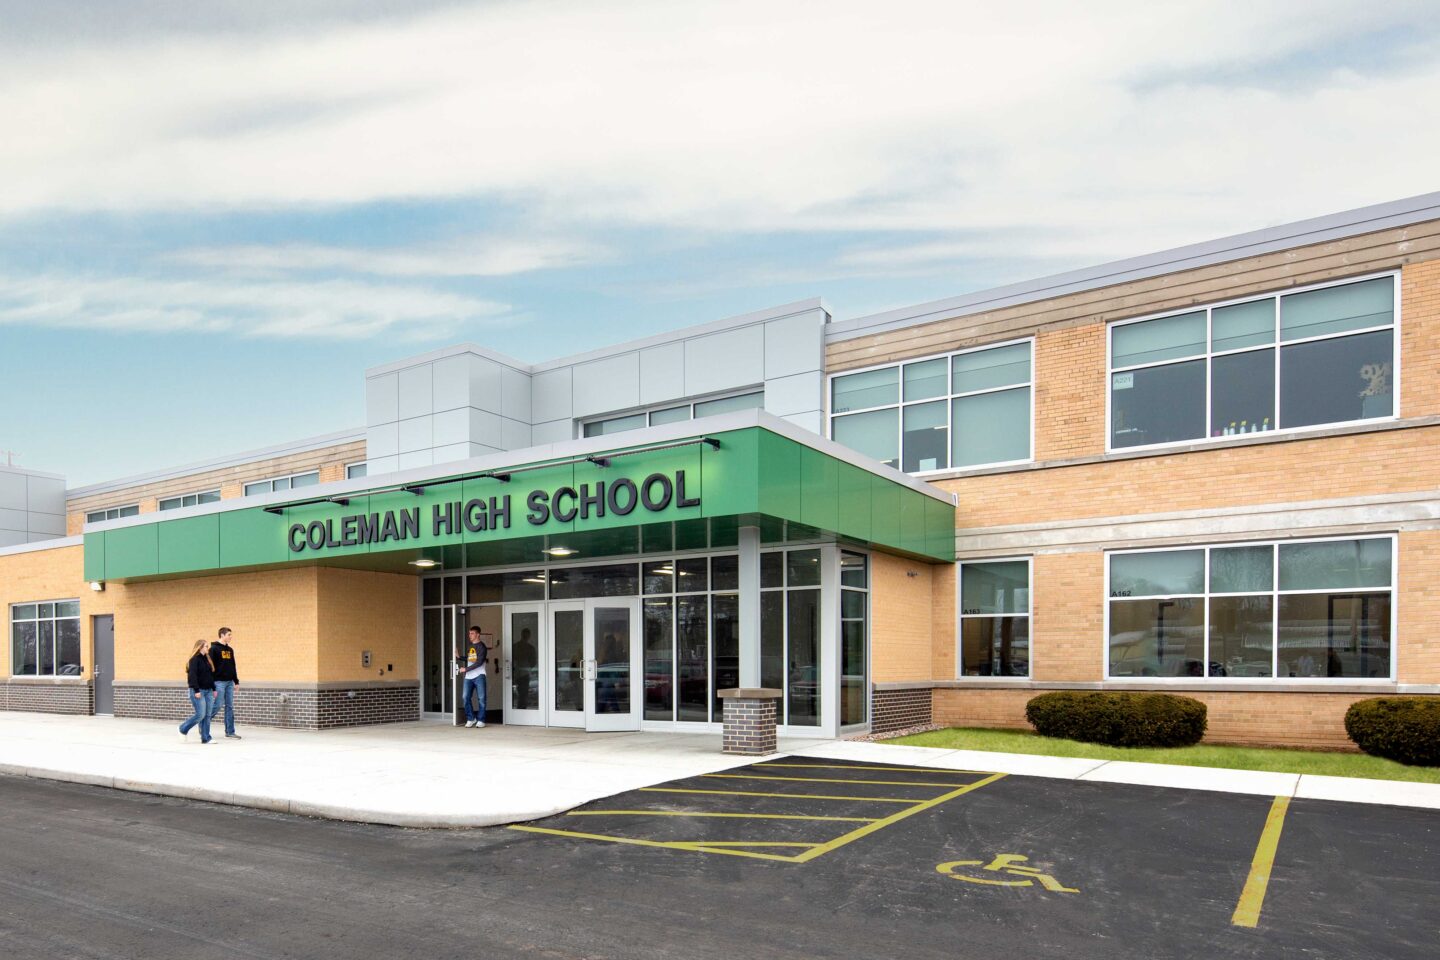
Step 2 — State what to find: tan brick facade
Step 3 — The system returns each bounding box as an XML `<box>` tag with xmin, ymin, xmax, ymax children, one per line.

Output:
<box><xmin>861</xmin><ymin>228</ymin><xmax>1440</xmax><ymax>749</ymax></box>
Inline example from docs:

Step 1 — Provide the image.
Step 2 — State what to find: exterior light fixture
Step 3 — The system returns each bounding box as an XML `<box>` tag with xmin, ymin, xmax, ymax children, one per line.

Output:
<box><xmin>409</xmin><ymin>559</ymin><xmax>440</xmax><ymax>569</ymax></box>
<box><xmin>543</xmin><ymin>547</ymin><xmax>577</xmax><ymax>557</ymax></box>
<box><xmin>89</xmin><ymin>581</ymin><xmax>105</xmax><ymax>592</ymax></box>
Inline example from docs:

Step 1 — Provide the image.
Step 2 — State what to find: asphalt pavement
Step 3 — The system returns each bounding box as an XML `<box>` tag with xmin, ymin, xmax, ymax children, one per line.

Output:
<box><xmin>1</xmin><ymin>759</ymin><xmax>1436</xmax><ymax>960</ymax></box>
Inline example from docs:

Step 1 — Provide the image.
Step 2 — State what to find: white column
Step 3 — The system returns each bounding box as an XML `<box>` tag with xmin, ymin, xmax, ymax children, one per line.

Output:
<box><xmin>737</xmin><ymin>525</ymin><xmax>762</xmax><ymax>688</ymax></box>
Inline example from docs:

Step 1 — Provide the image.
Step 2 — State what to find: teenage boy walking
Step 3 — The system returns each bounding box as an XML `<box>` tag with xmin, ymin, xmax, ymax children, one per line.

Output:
<box><xmin>457</xmin><ymin>626</ymin><xmax>488</xmax><ymax>728</ymax></box>
<box><xmin>208</xmin><ymin>627</ymin><xmax>242</xmax><ymax>739</ymax></box>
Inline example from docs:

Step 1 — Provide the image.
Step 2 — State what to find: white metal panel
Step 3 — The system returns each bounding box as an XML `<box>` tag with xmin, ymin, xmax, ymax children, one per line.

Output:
<box><xmin>0</xmin><ymin>507</ymin><xmax>26</xmax><ymax>532</ymax></box>
<box><xmin>431</xmin><ymin>407</ymin><xmax>470</xmax><ymax>446</ymax></box>
<box><xmin>469</xmin><ymin>354</ymin><xmax>506</xmax><ymax>414</ymax></box>
<box><xmin>367</xmin><ymin>422</ymin><xmax>398</xmax><ymax>458</ymax></box>
<box><xmin>684</xmin><ymin>325</ymin><xmax>764</xmax><ymax>397</ymax></box>
<box><xmin>26</xmin><ymin>512</ymin><xmax>66</xmax><ymax>536</ymax></box>
<box><xmin>501</xmin><ymin>417</ymin><xmax>532</xmax><ymax>451</ymax></box>
<box><xmin>501</xmin><ymin>365</ymin><xmax>532</xmax><ymax>423</ymax></box>
<box><xmin>397</xmin><ymin>449</ymin><xmax>435</xmax><ymax>470</ymax></box>
<box><xmin>0</xmin><ymin>529</ymin><xmax>26</xmax><ymax>548</ymax></box>
<box><xmin>638</xmin><ymin>341</ymin><xmax>687</xmax><ymax>405</ymax></box>
<box><xmin>0</xmin><ymin>471</ymin><xmax>26</xmax><ymax>510</ymax></box>
<box><xmin>780</xmin><ymin>410</ymin><xmax>824</xmax><ymax>435</ymax></box>
<box><xmin>366</xmin><ymin>455</ymin><xmax>399</xmax><ymax>476</ymax></box>
<box><xmin>468</xmin><ymin>407</ymin><xmax>504</xmax><ymax>448</ymax></box>
<box><xmin>763</xmin><ymin>370</ymin><xmax>823</xmax><ymax>417</ymax></box>
<box><xmin>397</xmin><ymin>415</ymin><xmax>433</xmax><ymax>454</ymax></box>
<box><xmin>571</xmin><ymin>352</ymin><xmax>640</xmax><ymax>417</ymax></box>
<box><xmin>365</xmin><ymin>373</ymin><xmax>399</xmax><ymax>426</ymax></box>
<box><xmin>530</xmin><ymin>418</ymin><xmax>573</xmax><ymax>444</ymax></box>
<box><xmin>25</xmin><ymin>475</ymin><xmax>65</xmax><ymax>515</ymax></box>
<box><xmin>763</xmin><ymin>310</ymin><xmax>825</xmax><ymax>379</ymax></box>
<box><xmin>531</xmin><ymin>367</ymin><xmax>573</xmax><ymax>424</ymax></box>
<box><xmin>431</xmin><ymin>354</ymin><xmax>471</xmax><ymax>412</ymax></box>
<box><xmin>396</xmin><ymin>364</ymin><xmax>434</xmax><ymax>420</ymax></box>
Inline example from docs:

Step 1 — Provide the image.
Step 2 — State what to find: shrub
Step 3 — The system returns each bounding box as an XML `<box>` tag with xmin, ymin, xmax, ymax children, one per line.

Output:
<box><xmin>1344</xmin><ymin>698</ymin><xmax>1440</xmax><ymax>766</ymax></box>
<box><xmin>1024</xmin><ymin>691</ymin><xmax>1207</xmax><ymax>748</ymax></box>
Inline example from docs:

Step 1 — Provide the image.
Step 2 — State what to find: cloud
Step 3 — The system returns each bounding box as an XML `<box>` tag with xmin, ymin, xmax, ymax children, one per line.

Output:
<box><xmin>166</xmin><ymin>235</ymin><xmax>606</xmax><ymax>278</ymax></box>
<box><xmin>0</xmin><ymin>1</ymin><xmax>1436</xmax><ymax>267</ymax></box>
<box><xmin>0</xmin><ymin>273</ymin><xmax>512</xmax><ymax>340</ymax></box>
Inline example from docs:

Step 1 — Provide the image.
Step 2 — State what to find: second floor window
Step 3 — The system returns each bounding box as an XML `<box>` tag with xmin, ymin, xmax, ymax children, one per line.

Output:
<box><xmin>829</xmin><ymin>340</ymin><xmax>1033</xmax><ymax>473</ymax></box>
<box><xmin>583</xmin><ymin>391</ymin><xmax>764</xmax><ymax>439</ymax></box>
<box><xmin>244</xmin><ymin>471</ymin><xmax>319</xmax><ymax>496</ymax></box>
<box><xmin>85</xmin><ymin>505</ymin><xmax>139</xmax><ymax>523</ymax></box>
<box><xmin>1109</xmin><ymin>274</ymin><xmax>1396</xmax><ymax>450</ymax></box>
<box><xmin>158</xmin><ymin>490</ymin><xmax>220</xmax><ymax>511</ymax></box>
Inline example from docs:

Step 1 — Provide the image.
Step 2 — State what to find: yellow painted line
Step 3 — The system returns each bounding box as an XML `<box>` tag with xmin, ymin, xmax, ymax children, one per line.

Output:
<box><xmin>758</xmin><ymin>763</ymin><xmax>985</xmax><ymax>775</ymax></box>
<box><xmin>683</xmin><ymin>842</ymin><xmax>816</xmax><ymax>848</ymax></box>
<box><xmin>702</xmin><ymin>773</ymin><xmax>975</xmax><ymax>789</ymax></box>
<box><xmin>507</xmin><ymin>825</ymin><xmax>801</xmax><ymax>862</ymax></box>
<box><xmin>640</xmin><ymin>787</ymin><xmax>917</xmax><ymax>804</ymax></box>
<box><xmin>790</xmin><ymin>772</ymin><xmax>1008</xmax><ymax>864</ymax></box>
<box><xmin>1232</xmin><ymin>796</ymin><xmax>1292</xmax><ymax>928</ymax></box>
<box><xmin>568</xmin><ymin>810</ymin><xmax>879</xmax><ymax>822</ymax></box>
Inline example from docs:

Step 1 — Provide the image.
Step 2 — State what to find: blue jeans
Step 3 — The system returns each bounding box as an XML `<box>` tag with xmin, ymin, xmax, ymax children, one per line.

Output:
<box><xmin>209</xmin><ymin>680</ymin><xmax>236</xmax><ymax>735</ymax></box>
<box><xmin>462</xmin><ymin>674</ymin><xmax>487</xmax><ymax>723</ymax></box>
<box><xmin>179</xmin><ymin>689</ymin><xmax>215</xmax><ymax>741</ymax></box>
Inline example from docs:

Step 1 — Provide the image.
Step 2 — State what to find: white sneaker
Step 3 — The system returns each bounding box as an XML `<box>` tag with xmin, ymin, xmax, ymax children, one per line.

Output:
<box><xmin>464</xmin><ymin>720</ymin><xmax>476</xmax><ymax>728</ymax></box>
<box><xmin>475</xmin><ymin>721</ymin><xmax>486</xmax><ymax>729</ymax></box>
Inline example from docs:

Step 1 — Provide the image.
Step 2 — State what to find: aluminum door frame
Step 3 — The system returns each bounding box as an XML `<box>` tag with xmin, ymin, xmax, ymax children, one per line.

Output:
<box><xmin>584</xmin><ymin>597</ymin><xmax>642</xmax><ymax>733</ymax></box>
<box><xmin>502</xmin><ymin>603</ymin><xmax>546</xmax><ymax>726</ymax></box>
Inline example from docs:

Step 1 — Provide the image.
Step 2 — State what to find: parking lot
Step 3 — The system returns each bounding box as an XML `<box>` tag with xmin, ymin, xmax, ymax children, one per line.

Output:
<box><xmin>2</xmin><ymin>758</ymin><xmax>1437</xmax><ymax>959</ymax></box>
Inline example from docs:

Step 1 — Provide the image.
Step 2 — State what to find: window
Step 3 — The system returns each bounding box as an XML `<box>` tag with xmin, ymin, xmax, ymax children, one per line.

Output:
<box><xmin>1109</xmin><ymin>275</ymin><xmax>1396</xmax><ymax>450</ymax></box>
<box><xmin>243</xmin><ymin>471</ymin><xmax>320</xmax><ymax>496</ymax></box>
<box><xmin>840</xmin><ymin>551</ymin><xmax>869</xmax><ymax>725</ymax></box>
<box><xmin>158</xmin><ymin>490</ymin><xmax>220</xmax><ymax>511</ymax></box>
<box><xmin>11</xmin><ymin>600</ymin><xmax>81</xmax><ymax>677</ymax></box>
<box><xmin>829</xmin><ymin>340</ymin><xmax>1032</xmax><ymax>473</ymax></box>
<box><xmin>582</xmin><ymin>391</ymin><xmax>764</xmax><ymax>439</ymax></box>
<box><xmin>959</xmin><ymin>560</ymin><xmax>1031</xmax><ymax>676</ymax></box>
<box><xmin>85</xmin><ymin>504</ymin><xmax>139</xmax><ymax>523</ymax></box>
<box><xmin>1106</xmin><ymin>537</ymin><xmax>1394</xmax><ymax>680</ymax></box>
<box><xmin>346</xmin><ymin>462</ymin><xmax>368</xmax><ymax>480</ymax></box>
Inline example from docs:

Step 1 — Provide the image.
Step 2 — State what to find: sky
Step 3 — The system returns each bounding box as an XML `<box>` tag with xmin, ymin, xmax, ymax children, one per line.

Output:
<box><xmin>2</xmin><ymin>0</ymin><xmax>1438</xmax><ymax>485</ymax></box>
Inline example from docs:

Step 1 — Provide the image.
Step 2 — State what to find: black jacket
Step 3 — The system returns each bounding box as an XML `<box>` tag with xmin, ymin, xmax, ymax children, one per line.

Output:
<box><xmin>187</xmin><ymin>653</ymin><xmax>216</xmax><ymax>691</ymax></box>
<box><xmin>210</xmin><ymin>641</ymin><xmax>239</xmax><ymax>683</ymax></box>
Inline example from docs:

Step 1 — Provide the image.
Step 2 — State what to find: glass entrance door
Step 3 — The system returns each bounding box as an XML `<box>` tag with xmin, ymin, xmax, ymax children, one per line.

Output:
<box><xmin>503</xmin><ymin>604</ymin><xmax>545</xmax><ymax>726</ymax></box>
<box><xmin>585</xmin><ymin>598</ymin><xmax>642</xmax><ymax>732</ymax></box>
<box><xmin>422</xmin><ymin>604</ymin><xmax>463</xmax><ymax>718</ymax></box>
<box><xmin>546</xmin><ymin>599</ymin><xmax>641</xmax><ymax>731</ymax></box>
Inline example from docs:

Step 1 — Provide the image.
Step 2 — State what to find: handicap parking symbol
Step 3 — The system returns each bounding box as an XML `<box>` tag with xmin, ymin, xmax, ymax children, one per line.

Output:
<box><xmin>936</xmin><ymin>854</ymin><xmax>1079</xmax><ymax>893</ymax></box>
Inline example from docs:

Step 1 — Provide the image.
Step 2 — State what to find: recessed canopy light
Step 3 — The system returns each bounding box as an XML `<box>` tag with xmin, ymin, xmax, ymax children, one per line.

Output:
<box><xmin>409</xmin><ymin>559</ymin><xmax>440</xmax><ymax>568</ymax></box>
<box><xmin>543</xmin><ymin>547</ymin><xmax>577</xmax><ymax>557</ymax></box>
<box><xmin>522</xmin><ymin>575</ymin><xmax>547</xmax><ymax>584</ymax></box>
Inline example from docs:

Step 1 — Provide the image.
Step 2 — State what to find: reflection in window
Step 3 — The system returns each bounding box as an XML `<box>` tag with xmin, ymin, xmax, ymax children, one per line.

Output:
<box><xmin>1109</xmin><ymin>276</ymin><xmax>1395</xmax><ymax>449</ymax></box>
<box><xmin>1107</xmin><ymin>538</ymin><xmax>1394</xmax><ymax>680</ymax></box>
<box><xmin>829</xmin><ymin>341</ymin><xmax>1032</xmax><ymax>473</ymax></box>
<box><xmin>959</xmin><ymin>561</ymin><xmax>1030</xmax><ymax>677</ymax></box>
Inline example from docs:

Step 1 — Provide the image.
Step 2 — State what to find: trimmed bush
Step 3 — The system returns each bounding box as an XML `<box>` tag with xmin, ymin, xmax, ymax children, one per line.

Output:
<box><xmin>1345</xmin><ymin>698</ymin><xmax>1440</xmax><ymax>766</ymax></box>
<box><xmin>1025</xmin><ymin>691</ymin><xmax>1207</xmax><ymax>748</ymax></box>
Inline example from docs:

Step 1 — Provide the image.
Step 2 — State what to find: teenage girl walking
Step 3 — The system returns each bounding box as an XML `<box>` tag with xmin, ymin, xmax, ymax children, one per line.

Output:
<box><xmin>179</xmin><ymin>639</ymin><xmax>217</xmax><ymax>743</ymax></box>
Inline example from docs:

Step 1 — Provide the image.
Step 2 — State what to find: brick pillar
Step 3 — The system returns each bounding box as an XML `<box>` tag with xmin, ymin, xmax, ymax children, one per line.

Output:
<box><xmin>718</xmin><ymin>688</ymin><xmax>782</xmax><ymax>756</ymax></box>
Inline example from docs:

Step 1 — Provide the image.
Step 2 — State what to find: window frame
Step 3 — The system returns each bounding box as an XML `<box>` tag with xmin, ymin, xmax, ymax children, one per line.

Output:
<box><xmin>825</xmin><ymin>336</ymin><xmax>1035</xmax><ymax>476</ymax></box>
<box><xmin>9</xmin><ymin>598</ymin><xmax>83</xmax><ymax>679</ymax></box>
<box><xmin>84</xmin><ymin>504</ymin><xmax>139</xmax><ymax>524</ymax></box>
<box><xmin>243</xmin><ymin>470</ymin><xmax>321</xmax><ymax>497</ymax></box>
<box><xmin>157</xmin><ymin>489</ymin><xmax>221</xmax><ymax>511</ymax></box>
<box><xmin>956</xmin><ymin>556</ymin><xmax>1033</xmax><ymax>679</ymax></box>
<box><xmin>1105</xmin><ymin>272</ymin><xmax>1401</xmax><ymax>454</ymax></box>
<box><xmin>346</xmin><ymin>462</ymin><xmax>368</xmax><ymax>480</ymax></box>
<box><xmin>1102</xmin><ymin>534</ymin><xmax>1398</xmax><ymax>683</ymax></box>
<box><xmin>579</xmin><ymin>388</ymin><xmax>766</xmax><ymax>440</ymax></box>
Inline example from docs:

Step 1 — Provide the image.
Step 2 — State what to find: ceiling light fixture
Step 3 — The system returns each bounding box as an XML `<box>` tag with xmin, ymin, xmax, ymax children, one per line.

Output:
<box><xmin>409</xmin><ymin>559</ymin><xmax>440</xmax><ymax>568</ymax></box>
<box><xmin>543</xmin><ymin>547</ymin><xmax>577</xmax><ymax>557</ymax></box>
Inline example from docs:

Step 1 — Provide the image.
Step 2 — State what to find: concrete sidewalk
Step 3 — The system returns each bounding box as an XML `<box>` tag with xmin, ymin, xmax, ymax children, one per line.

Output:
<box><xmin>790</xmin><ymin>739</ymin><xmax>1440</xmax><ymax>811</ymax></box>
<box><xmin>3</xmin><ymin>713</ymin><xmax>1436</xmax><ymax>827</ymax></box>
<box><xmin>0</xmin><ymin>713</ymin><xmax>828</xmax><ymax>827</ymax></box>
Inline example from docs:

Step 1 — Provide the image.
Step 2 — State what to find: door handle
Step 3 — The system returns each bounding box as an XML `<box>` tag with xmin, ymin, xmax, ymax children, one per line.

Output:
<box><xmin>582</xmin><ymin>659</ymin><xmax>596</xmax><ymax>681</ymax></box>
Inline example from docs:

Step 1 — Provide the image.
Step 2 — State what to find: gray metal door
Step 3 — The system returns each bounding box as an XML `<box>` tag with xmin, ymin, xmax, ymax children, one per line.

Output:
<box><xmin>93</xmin><ymin>615</ymin><xmax>115</xmax><ymax>715</ymax></box>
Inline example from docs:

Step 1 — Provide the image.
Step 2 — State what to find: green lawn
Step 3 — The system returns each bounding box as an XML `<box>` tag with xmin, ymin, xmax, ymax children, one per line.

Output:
<box><xmin>884</xmin><ymin>727</ymin><xmax>1440</xmax><ymax>784</ymax></box>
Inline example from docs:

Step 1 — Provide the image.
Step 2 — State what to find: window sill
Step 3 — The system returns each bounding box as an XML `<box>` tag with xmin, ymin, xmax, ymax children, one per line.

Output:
<box><xmin>899</xmin><ymin>678</ymin><xmax>1431</xmax><ymax>695</ymax></box>
<box><xmin>3</xmin><ymin>675</ymin><xmax>90</xmax><ymax>684</ymax></box>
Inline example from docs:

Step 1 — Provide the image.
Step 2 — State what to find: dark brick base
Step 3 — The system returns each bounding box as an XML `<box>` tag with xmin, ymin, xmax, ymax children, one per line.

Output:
<box><xmin>871</xmin><ymin>686</ymin><xmax>932</xmax><ymax>734</ymax></box>
<box><xmin>113</xmin><ymin>683</ymin><xmax>420</xmax><ymax>729</ymax></box>
<box><xmin>0</xmin><ymin>680</ymin><xmax>94</xmax><ymax>715</ymax></box>
<box><xmin>722</xmin><ymin>697</ymin><xmax>779</xmax><ymax>755</ymax></box>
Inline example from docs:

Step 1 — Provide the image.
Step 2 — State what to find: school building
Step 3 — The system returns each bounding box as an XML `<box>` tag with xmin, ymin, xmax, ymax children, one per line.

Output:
<box><xmin>4</xmin><ymin>192</ymin><xmax>1438</xmax><ymax>748</ymax></box>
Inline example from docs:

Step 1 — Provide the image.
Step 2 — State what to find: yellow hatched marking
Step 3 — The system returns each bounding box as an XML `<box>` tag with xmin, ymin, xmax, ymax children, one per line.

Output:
<box><xmin>758</xmin><ymin>763</ymin><xmax>983</xmax><ymax>775</ymax></box>
<box><xmin>790</xmin><ymin>772</ymin><xmax>1008</xmax><ymax>864</ymax></box>
<box><xmin>507</xmin><ymin>825</ymin><xmax>802</xmax><ymax>862</ymax></box>
<box><xmin>1232</xmin><ymin>796</ymin><xmax>1291</xmax><ymax>928</ymax></box>
<box><xmin>684</xmin><ymin>842</ymin><xmax>816</xmax><ymax>848</ymax></box>
<box><xmin>702</xmin><ymin>773</ymin><xmax>977</xmax><ymax>789</ymax></box>
<box><xmin>568</xmin><ymin>810</ymin><xmax>878</xmax><ymax>822</ymax></box>
<box><xmin>640</xmin><ymin>787</ymin><xmax>917</xmax><ymax>804</ymax></box>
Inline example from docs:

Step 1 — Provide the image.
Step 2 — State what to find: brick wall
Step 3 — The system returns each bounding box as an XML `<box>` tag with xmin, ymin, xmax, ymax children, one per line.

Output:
<box><xmin>114</xmin><ymin>682</ymin><xmax>419</xmax><ymax>729</ymax></box>
<box><xmin>722</xmin><ymin>696</ymin><xmax>778</xmax><ymax>755</ymax></box>
<box><xmin>870</xmin><ymin>553</ymin><xmax>934</xmax><ymax>683</ymax></box>
<box><xmin>0</xmin><ymin>679</ymin><xmax>93</xmax><ymax>715</ymax></box>
<box><xmin>870</xmin><ymin>686</ymin><xmax>932</xmax><ymax>734</ymax></box>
